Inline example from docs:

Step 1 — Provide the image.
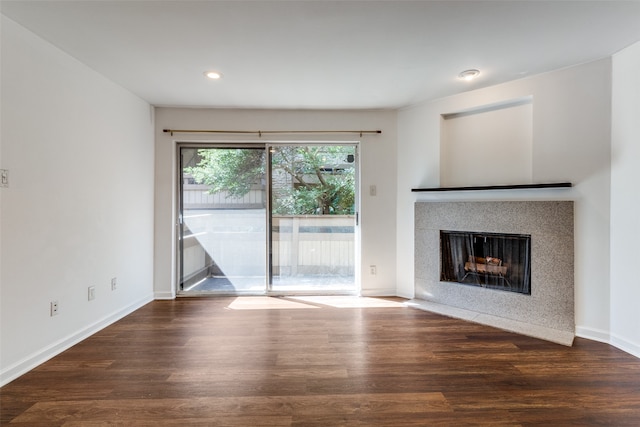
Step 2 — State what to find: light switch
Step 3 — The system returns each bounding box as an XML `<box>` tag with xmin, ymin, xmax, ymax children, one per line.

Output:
<box><xmin>0</xmin><ymin>169</ymin><xmax>8</xmax><ymax>188</ymax></box>
<box><xmin>369</xmin><ymin>185</ymin><xmax>377</xmax><ymax>196</ymax></box>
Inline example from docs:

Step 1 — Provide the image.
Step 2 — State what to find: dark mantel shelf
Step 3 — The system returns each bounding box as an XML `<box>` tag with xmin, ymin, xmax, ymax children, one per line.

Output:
<box><xmin>411</xmin><ymin>182</ymin><xmax>572</xmax><ymax>192</ymax></box>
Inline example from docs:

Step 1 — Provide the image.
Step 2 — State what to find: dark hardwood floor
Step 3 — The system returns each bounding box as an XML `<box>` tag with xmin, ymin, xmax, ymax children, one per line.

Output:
<box><xmin>2</xmin><ymin>296</ymin><xmax>640</xmax><ymax>426</ymax></box>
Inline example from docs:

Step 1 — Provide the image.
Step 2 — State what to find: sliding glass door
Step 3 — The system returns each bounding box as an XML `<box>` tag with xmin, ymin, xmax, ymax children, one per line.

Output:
<box><xmin>177</xmin><ymin>143</ymin><xmax>358</xmax><ymax>295</ymax></box>
<box><xmin>269</xmin><ymin>145</ymin><xmax>357</xmax><ymax>292</ymax></box>
<box><xmin>178</xmin><ymin>147</ymin><xmax>267</xmax><ymax>293</ymax></box>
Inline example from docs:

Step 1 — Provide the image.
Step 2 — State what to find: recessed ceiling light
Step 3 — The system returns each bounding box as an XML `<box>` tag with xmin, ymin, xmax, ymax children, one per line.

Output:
<box><xmin>204</xmin><ymin>70</ymin><xmax>222</xmax><ymax>80</ymax></box>
<box><xmin>458</xmin><ymin>69</ymin><xmax>480</xmax><ymax>81</ymax></box>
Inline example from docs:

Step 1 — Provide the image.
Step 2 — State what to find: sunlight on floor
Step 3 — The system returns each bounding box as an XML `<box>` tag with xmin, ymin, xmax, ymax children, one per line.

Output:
<box><xmin>226</xmin><ymin>296</ymin><xmax>406</xmax><ymax>310</ymax></box>
<box><xmin>227</xmin><ymin>297</ymin><xmax>320</xmax><ymax>310</ymax></box>
<box><xmin>291</xmin><ymin>296</ymin><xmax>406</xmax><ymax>308</ymax></box>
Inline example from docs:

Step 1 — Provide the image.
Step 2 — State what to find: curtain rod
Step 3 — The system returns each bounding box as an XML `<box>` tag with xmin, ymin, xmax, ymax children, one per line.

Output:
<box><xmin>163</xmin><ymin>129</ymin><xmax>382</xmax><ymax>137</ymax></box>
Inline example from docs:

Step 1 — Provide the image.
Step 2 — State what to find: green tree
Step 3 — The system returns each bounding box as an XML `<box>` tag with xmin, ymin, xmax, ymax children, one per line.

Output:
<box><xmin>185</xmin><ymin>146</ymin><xmax>355</xmax><ymax>215</ymax></box>
<box><xmin>185</xmin><ymin>148</ymin><xmax>265</xmax><ymax>197</ymax></box>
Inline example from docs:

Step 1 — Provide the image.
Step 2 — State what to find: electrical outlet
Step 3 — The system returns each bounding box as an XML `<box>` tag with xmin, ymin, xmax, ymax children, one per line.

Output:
<box><xmin>111</xmin><ymin>277</ymin><xmax>117</xmax><ymax>291</ymax></box>
<box><xmin>50</xmin><ymin>301</ymin><xmax>59</xmax><ymax>316</ymax></box>
<box><xmin>370</xmin><ymin>265</ymin><xmax>377</xmax><ymax>275</ymax></box>
<box><xmin>88</xmin><ymin>286</ymin><xmax>96</xmax><ymax>301</ymax></box>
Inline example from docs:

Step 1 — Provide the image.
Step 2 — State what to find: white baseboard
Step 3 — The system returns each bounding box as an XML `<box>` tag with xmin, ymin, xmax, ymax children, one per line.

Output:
<box><xmin>360</xmin><ymin>288</ymin><xmax>397</xmax><ymax>297</ymax></box>
<box><xmin>395</xmin><ymin>290</ymin><xmax>415</xmax><ymax>300</ymax></box>
<box><xmin>576</xmin><ymin>326</ymin><xmax>640</xmax><ymax>359</ymax></box>
<box><xmin>154</xmin><ymin>290</ymin><xmax>176</xmax><ymax>300</ymax></box>
<box><xmin>575</xmin><ymin>325</ymin><xmax>610</xmax><ymax>344</ymax></box>
<box><xmin>610</xmin><ymin>333</ymin><xmax>640</xmax><ymax>358</ymax></box>
<box><xmin>0</xmin><ymin>294</ymin><xmax>154</xmax><ymax>387</ymax></box>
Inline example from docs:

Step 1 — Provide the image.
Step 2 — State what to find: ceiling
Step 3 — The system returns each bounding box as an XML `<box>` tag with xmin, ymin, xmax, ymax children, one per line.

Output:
<box><xmin>3</xmin><ymin>1</ymin><xmax>640</xmax><ymax>110</ymax></box>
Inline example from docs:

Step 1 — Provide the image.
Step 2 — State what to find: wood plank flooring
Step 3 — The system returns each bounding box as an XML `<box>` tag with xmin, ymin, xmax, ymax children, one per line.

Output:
<box><xmin>2</xmin><ymin>296</ymin><xmax>640</xmax><ymax>426</ymax></box>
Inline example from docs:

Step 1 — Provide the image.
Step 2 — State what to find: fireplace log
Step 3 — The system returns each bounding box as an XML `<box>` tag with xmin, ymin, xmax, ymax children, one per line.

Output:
<box><xmin>464</xmin><ymin>256</ymin><xmax>508</xmax><ymax>276</ymax></box>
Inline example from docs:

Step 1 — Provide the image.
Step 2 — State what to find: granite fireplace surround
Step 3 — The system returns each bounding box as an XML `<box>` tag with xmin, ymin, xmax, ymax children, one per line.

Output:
<box><xmin>412</xmin><ymin>201</ymin><xmax>574</xmax><ymax>345</ymax></box>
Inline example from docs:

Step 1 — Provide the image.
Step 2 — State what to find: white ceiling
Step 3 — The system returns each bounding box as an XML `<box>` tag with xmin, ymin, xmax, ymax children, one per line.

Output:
<box><xmin>3</xmin><ymin>1</ymin><xmax>640</xmax><ymax>110</ymax></box>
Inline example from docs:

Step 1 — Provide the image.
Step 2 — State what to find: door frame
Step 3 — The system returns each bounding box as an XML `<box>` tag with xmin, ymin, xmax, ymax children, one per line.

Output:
<box><xmin>175</xmin><ymin>140</ymin><xmax>361</xmax><ymax>296</ymax></box>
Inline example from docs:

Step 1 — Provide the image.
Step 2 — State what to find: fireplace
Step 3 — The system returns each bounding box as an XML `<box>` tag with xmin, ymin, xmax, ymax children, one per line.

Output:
<box><xmin>413</xmin><ymin>201</ymin><xmax>574</xmax><ymax>345</ymax></box>
<box><xmin>440</xmin><ymin>230</ymin><xmax>531</xmax><ymax>294</ymax></box>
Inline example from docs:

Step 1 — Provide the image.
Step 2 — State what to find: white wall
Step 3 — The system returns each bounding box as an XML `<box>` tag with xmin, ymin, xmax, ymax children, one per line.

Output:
<box><xmin>397</xmin><ymin>60</ymin><xmax>613</xmax><ymax>340</ymax></box>
<box><xmin>610</xmin><ymin>40</ymin><xmax>640</xmax><ymax>357</ymax></box>
<box><xmin>0</xmin><ymin>16</ymin><xmax>155</xmax><ymax>385</ymax></box>
<box><xmin>440</xmin><ymin>100</ymin><xmax>533</xmax><ymax>187</ymax></box>
<box><xmin>154</xmin><ymin>108</ymin><xmax>397</xmax><ymax>298</ymax></box>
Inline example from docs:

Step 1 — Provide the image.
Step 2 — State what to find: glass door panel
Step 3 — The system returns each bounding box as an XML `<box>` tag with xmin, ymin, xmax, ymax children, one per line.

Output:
<box><xmin>269</xmin><ymin>145</ymin><xmax>357</xmax><ymax>293</ymax></box>
<box><xmin>178</xmin><ymin>147</ymin><xmax>266</xmax><ymax>294</ymax></box>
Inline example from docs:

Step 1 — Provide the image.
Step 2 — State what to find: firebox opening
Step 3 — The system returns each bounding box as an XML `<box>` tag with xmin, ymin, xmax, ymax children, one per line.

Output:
<box><xmin>440</xmin><ymin>230</ymin><xmax>531</xmax><ymax>295</ymax></box>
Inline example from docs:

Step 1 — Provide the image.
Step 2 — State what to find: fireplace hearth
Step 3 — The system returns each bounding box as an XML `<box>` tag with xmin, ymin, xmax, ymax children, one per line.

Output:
<box><xmin>440</xmin><ymin>230</ymin><xmax>531</xmax><ymax>294</ymax></box>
